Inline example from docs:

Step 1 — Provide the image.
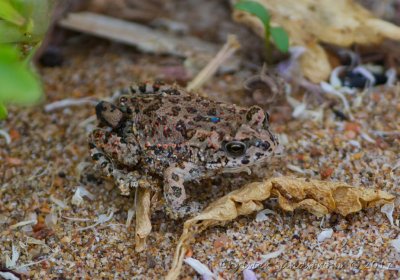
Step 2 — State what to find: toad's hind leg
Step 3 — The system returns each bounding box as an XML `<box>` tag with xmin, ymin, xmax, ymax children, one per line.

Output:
<box><xmin>163</xmin><ymin>163</ymin><xmax>202</xmax><ymax>219</ymax></box>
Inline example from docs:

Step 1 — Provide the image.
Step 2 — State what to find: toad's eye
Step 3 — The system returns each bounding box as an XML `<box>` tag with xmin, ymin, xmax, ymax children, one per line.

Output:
<box><xmin>225</xmin><ymin>141</ymin><xmax>247</xmax><ymax>157</ymax></box>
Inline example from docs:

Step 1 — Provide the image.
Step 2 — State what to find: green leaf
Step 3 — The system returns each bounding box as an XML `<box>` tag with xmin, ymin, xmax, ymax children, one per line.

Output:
<box><xmin>0</xmin><ymin>21</ymin><xmax>27</xmax><ymax>43</ymax></box>
<box><xmin>270</xmin><ymin>26</ymin><xmax>289</xmax><ymax>53</ymax></box>
<box><xmin>0</xmin><ymin>0</ymin><xmax>25</xmax><ymax>26</ymax></box>
<box><xmin>234</xmin><ymin>1</ymin><xmax>270</xmax><ymax>27</ymax></box>
<box><xmin>0</xmin><ymin>45</ymin><xmax>43</xmax><ymax>105</ymax></box>
<box><xmin>0</xmin><ymin>102</ymin><xmax>7</xmax><ymax>119</ymax></box>
<box><xmin>0</xmin><ymin>0</ymin><xmax>55</xmax><ymax>45</ymax></box>
<box><xmin>0</xmin><ymin>43</ymin><xmax>20</xmax><ymax>62</ymax></box>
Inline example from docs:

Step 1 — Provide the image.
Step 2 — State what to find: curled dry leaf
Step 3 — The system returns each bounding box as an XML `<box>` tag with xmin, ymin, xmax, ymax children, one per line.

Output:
<box><xmin>165</xmin><ymin>176</ymin><xmax>395</xmax><ymax>279</ymax></box>
<box><xmin>231</xmin><ymin>0</ymin><xmax>400</xmax><ymax>82</ymax></box>
<box><xmin>135</xmin><ymin>188</ymin><xmax>152</xmax><ymax>252</ymax></box>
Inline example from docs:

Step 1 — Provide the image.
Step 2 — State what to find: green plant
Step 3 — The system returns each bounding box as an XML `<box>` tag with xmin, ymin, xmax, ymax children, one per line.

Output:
<box><xmin>234</xmin><ymin>0</ymin><xmax>289</xmax><ymax>62</ymax></box>
<box><xmin>0</xmin><ymin>45</ymin><xmax>43</xmax><ymax>119</ymax></box>
<box><xmin>0</xmin><ymin>0</ymin><xmax>55</xmax><ymax>120</ymax></box>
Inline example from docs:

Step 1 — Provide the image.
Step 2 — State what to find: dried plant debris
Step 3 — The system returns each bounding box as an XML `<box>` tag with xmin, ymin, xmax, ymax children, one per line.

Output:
<box><xmin>135</xmin><ymin>188</ymin><xmax>152</xmax><ymax>252</ymax></box>
<box><xmin>232</xmin><ymin>0</ymin><xmax>400</xmax><ymax>82</ymax></box>
<box><xmin>166</xmin><ymin>176</ymin><xmax>395</xmax><ymax>279</ymax></box>
<box><xmin>243</xmin><ymin>64</ymin><xmax>287</xmax><ymax>106</ymax></box>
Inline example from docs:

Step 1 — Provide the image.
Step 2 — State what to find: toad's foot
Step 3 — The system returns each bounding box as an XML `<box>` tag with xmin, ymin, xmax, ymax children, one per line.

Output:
<box><xmin>113</xmin><ymin>170</ymin><xmax>140</xmax><ymax>196</ymax></box>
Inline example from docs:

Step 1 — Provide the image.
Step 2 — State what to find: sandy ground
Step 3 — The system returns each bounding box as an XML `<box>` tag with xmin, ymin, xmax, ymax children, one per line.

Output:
<box><xmin>1</xmin><ymin>37</ymin><xmax>400</xmax><ymax>279</ymax></box>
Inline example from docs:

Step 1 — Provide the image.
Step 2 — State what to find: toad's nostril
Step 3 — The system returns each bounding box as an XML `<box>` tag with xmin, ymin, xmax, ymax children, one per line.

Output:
<box><xmin>96</xmin><ymin>101</ymin><xmax>124</xmax><ymax>128</ymax></box>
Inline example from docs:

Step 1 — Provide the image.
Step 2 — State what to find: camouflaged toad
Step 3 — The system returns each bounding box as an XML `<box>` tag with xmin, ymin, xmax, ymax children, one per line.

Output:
<box><xmin>89</xmin><ymin>82</ymin><xmax>280</xmax><ymax>218</ymax></box>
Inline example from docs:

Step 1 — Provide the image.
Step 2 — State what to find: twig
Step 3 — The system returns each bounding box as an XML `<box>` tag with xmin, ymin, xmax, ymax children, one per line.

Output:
<box><xmin>186</xmin><ymin>35</ymin><xmax>240</xmax><ymax>91</ymax></box>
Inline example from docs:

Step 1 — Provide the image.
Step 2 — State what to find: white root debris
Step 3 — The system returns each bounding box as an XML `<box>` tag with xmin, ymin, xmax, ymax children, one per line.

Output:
<box><xmin>50</xmin><ymin>195</ymin><xmax>68</xmax><ymax>209</ymax></box>
<box><xmin>360</xmin><ymin>131</ymin><xmax>376</xmax><ymax>144</ymax></box>
<box><xmin>62</xmin><ymin>216</ymin><xmax>91</xmax><ymax>222</ymax></box>
<box><xmin>9</xmin><ymin>219</ymin><xmax>37</xmax><ymax>230</ymax></box>
<box><xmin>317</xmin><ymin>228</ymin><xmax>333</xmax><ymax>243</ymax></box>
<box><xmin>385</xmin><ymin>68</ymin><xmax>397</xmax><ymax>86</ymax></box>
<box><xmin>126</xmin><ymin>208</ymin><xmax>136</xmax><ymax>228</ymax></box>
<box><xmin>0</xmin><ymin>272</ymin><xmax>19</xmax><ymax>280</ymax></box>
<box><xmin>183</xmin><ymin>257</ymin><xmax>215</xmax><ymax>279</ymax></box>
<box><xmin>71</xmin><ymin>186</ymin><xmax>95</xmax><ymax>206</ymax></box>
<box><xmin>390</xmin><ymin>237</ymin><xmax>400</xmax><ymax>253</ymax></box>
<box><xmin>320</xmin><ymin>81</ymin><xmax>354</xmax><ymax>120</ymax></box>
<box><xmin>0</xmin><ymin>129</ymin><xmax>11</xmax><ymax>144</ymax></box>
<box><xmin>381</xmin><ymin>203</ymin><xmax>395</xmax><ymax>227</ymax></box>
<box><xmin>44</xmin><ymin>97</ymin><xmax>98</xmax><ymax>112</ymax></box>
<box><xmin>243</xmin><ymin>269</ymin><xmax>258</xmax><ymax>280</ymax></box>
<box><xmin>353</xmin><ymin>66</ymin><xmax>376</xmax><ymax>87</ymax></box>
<box><xmin>255</xmin><ymin>209</ymin><xmax>282</xmax><ymax>224</ymax></box>
<box><xmin>5</xmin><ymin>244</ymin><xmax>20</xmax><ymax>268</ymax></box>
<box><xmin>248</xmin><ymin>246</ymin><xmax>286</xmax><ymax>270</ymax></box>
<box><xmin>286</xmin><ymin>164</ymin><xmax>306</xmax><ymax>174</ymax></box>
<box><xmin>77</xmin><ymin>208</ymin><xmax>115</xmax><ymax>231</ymax></box>
<box><xmin>330</xmin><ymin>66</ymin><xmax>346</xmax><ymax>88</ymax></box>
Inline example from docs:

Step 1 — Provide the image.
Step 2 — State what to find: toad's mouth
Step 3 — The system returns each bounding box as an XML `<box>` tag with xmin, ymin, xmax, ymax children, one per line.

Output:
<box><xmin>221</xmin><ymin>152</ymin><xmax>277</xmax><ymax>174</ymax></box>
<box><xmin>222</xmin><ymin>165</ymin><xmax>252</xmax><ymax>175</ymax></box>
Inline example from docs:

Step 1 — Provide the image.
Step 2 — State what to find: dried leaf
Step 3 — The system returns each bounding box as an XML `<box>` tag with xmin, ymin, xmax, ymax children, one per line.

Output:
<box><xmin>166</xmin><ymin>177</ymin><xmax>395</xmax><ymax>279</ymax></box>
<box><xmin>135</xmin><ymin>188</ymin><xmax>152</xmax><ymax>252</ymax></box>
<box><xmin>232</xmin><ymin>0</ymin><xmax>400</xmax><ymax>82</ymax></box>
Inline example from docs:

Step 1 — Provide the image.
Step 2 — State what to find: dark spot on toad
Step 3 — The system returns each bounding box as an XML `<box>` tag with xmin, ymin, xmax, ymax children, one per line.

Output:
<box><xmin>175</xmin><ymin>120</ymin><xmax>187</xmax><ymax>138</ymax></box>
<box><xmin>171</xmin><ymin>173</ymin><xmax>179</xmax><ymax>182</ymax></box>
<box><xmin>143</xmin><ymin>101</ymin><xmax>162</xmax><ymax>114</ymax></box>
<box><xmin>92</xmin><ymin>153</ymin><xmax>102</xmax><ymax>160</ymax></box>
<box><xmin>142</xmin><ymin>98</ymin><xmax>153</xmax><ymax>104</ymax></box>
<box><xmin>201</xmin><ymin>101</ymin><xmax>210</xmax><ymax>107</ymax></box>
<box><xmin>186</xmin><ymin>107</ymin><xmax>197</xmax><ymax>113</ymax></box>
<box><xmin>169</xmin><ymin>97</ymin><xmax>180</xmax><ymax>104</ymax></box>
<box><xmin>246</xmin><ymin>107</ymin><xmax>261</xmax><ymax>122</ymax></box>
<box><xmin>172</xmin><ymin>186</ymin><xmax>182</xmax><ymax>198</ymax></box>
<box><xmin>207</xmin><ymin>108</ymin><xmax>217</xmax><ymax>116</ymax></box>
<box><xmin>138</xmin><ymin>84</ymin><xmax>146</xmax><ymax>93</ymax></box>
<box><xmin>255</xmin><ymin>152</ymin><xmax>264</xmax><ymax>159</ymax></box>
<box><xmin>194</xmin><ymin>115</ymin><xmax>203</xmax><ymax>122</ymax></box>
<box><xmin>158</xmin><ymin>116</ymin><xmax>168</xmax><ymax>125</ymax></box>
<box><xmin>185</xmin><ymin>129</ymin><xmax>196</xmax><ymax>139</ymax></box>
<box><xmin>163</xmin><ymin>127</ymin><xmax>172</xmax><ymax>138</ymax></box>
<box><xmin>241</xmin><ymin>159</ymin><xmax>250</xmax><ymax>165</ymax></box>
<box><xmin>171</xmin><ymin>106</ymin><xmax>181</xmax><ymax>116</ymax></box>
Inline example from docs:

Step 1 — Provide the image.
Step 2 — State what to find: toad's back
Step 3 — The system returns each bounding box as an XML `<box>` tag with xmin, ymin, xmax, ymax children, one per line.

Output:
<box><xmin>120</xmin><ymin>85</ymin><xmax>248</xmax><ymax>147</ymax></box>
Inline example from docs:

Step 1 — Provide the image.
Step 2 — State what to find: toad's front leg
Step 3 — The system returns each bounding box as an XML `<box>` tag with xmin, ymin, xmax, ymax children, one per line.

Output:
<box><xmin>163</xmin><ymin>163</ymin><xmax>203</xmax><ymax>219</ymax></box>
<box><xmin>90</xmin><ymin>146</ymin><xmax>140</xmax><ymax>195</ymax></box>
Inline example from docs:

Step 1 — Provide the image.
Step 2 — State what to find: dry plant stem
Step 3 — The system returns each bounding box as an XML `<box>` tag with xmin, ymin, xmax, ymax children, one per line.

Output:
<box><xmin>186</xmin><ymin>35</ymin><xmax>241</xmax><ymax>91</ymax></box>
<box><xmin>59</xmin><ymin>12</ymin><xmax>218</xmax><ymax>58</ymax></box>
<box><xmin>135</xmin><ymin>188</ymin><xmax>152</xmax><ymax>252</ymax></box>
<box><xmin>166</xmin><ymin>176</ymin><xmax>395</xmax><ymax>279</ymax></box>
